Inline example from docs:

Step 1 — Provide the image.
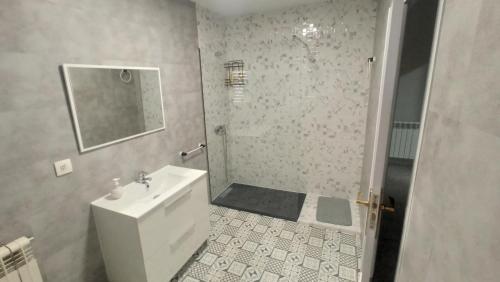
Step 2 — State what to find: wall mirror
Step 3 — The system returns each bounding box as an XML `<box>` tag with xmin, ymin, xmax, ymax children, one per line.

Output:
<box><xmin>62</xmin><ymin>64</ymin><xmax>165</xmax><ymax>152</ymax></box>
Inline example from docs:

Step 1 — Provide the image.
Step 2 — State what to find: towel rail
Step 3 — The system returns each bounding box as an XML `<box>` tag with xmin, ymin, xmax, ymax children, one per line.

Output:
<box><xmin>180</xmin><ymin>144</ymin><xmax>206</xmax><ymax>157</ymax></box>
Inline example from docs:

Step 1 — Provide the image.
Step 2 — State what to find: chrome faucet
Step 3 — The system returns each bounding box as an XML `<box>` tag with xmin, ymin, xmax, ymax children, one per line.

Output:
<box><xmin>136</xmin><ymin>171</ymin><xmax>152</xmax><ymax>189</ymax></box>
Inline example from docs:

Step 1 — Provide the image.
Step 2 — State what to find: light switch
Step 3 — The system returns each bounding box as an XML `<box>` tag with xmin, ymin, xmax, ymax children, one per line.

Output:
<box><xmin>54</xmin><ymin>159</ymin><xmax>73</xmax><ymax>177</ymax></box>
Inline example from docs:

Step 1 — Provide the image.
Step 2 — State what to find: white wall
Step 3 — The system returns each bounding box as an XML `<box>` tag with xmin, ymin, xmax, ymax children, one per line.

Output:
<box><xmin>397</xmin><ymin>0</ymin><xmax>500</xmax><ymax>281</ymax></box>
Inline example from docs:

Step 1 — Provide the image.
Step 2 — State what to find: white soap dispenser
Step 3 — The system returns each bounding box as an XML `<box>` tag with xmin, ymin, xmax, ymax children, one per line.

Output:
<box><xmin>109</xmin><ymin>178</ymin><xmax>124</xmax><ymax>200</ymax></box>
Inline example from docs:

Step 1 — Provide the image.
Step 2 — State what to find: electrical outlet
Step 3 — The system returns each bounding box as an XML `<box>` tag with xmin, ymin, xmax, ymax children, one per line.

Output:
<box><xmin>54</xmin><ymin>159</ymin><xmax>73</xmax><ymax>177</ymax></box>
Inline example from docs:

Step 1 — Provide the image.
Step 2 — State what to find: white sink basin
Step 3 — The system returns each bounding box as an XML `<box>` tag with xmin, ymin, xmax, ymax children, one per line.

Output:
<box><xmin>91</xmin><ymin>165</ymin><xmax>209</xmax><ymax>282</ymax></box>
<box><xmin>92</xmin><ymin>165</ymin><xmax>206</xmax><ymax>218</ymax></box>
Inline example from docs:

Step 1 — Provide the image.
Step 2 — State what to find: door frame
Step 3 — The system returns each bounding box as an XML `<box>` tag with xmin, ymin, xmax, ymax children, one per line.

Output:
<box><xmin>360</xmin><ymin>0</ymin><xmax>407</xmax><ymax>280</ymax></box>
<box><xmin>360</xmin><ymin>0</ymin><xmax>447</xmax><ymax>280</ymax></box>
<box><xmin>394</xmin><ymin>0</ymin><xmax>446</xmax><ymax>280</ymax></box>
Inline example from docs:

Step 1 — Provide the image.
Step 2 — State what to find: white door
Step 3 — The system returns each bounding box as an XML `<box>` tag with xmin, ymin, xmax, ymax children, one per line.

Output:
<box><xmin>359</xmin><ymin>1</ymin><xmax>407</xmax><ymax>281</ymax></box>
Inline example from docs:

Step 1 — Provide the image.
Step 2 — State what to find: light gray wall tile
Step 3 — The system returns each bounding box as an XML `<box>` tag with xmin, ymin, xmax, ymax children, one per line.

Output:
<box><xmin>398</xmin><ymin>0</ymin><xmax>500</xmax><ymax>281</ymax></box>
<box><xmin>0</xmin><ymin>0</ymin><xmax>206</xmax><ymax>281</ymax></box>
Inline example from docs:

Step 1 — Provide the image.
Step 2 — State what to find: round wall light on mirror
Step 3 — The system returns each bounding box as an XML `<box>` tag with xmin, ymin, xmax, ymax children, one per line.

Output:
<box><xmin>120</xmin><ymin>69</ymin><xmax>133</xmax><ymax>83</ymax></box>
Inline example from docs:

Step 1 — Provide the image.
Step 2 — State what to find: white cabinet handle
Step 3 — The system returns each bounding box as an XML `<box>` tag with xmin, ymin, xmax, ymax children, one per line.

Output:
<box><xmin>163</xmin><ymin>188</ymin><xmax>192</xmax><ymax>209</ymax></box>
<box><xmin>169</xmin><ymin>223</ymin><xmax>195</xmax><ymax>250</ymax></box>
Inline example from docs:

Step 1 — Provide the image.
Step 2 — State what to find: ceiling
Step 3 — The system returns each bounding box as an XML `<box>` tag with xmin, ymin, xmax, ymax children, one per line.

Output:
<box><xmin>191</xmin><ymin>0</ymin><xmax>329</xmax><ymax>16</ymax></box>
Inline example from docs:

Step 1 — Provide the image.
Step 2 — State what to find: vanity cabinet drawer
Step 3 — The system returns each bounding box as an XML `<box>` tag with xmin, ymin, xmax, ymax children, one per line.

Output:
<box><xmin>138</xmin><ymin>186</ymin><xmax>195</xmax><ymax>259</ymax></box>
<box><xmin>144</xmin><ymin>223</ymin><xmax>198</xmax><ymax>281</ymax></box>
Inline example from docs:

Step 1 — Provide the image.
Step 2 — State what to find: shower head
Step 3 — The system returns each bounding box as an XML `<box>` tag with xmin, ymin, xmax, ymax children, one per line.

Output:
<box><xmin>292</xmin><ymin>34</ymin><xmax>305</xmax><ymax>44</ymax></box>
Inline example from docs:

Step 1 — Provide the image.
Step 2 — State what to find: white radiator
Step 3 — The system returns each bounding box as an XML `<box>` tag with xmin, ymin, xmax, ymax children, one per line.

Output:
<box><xmin>0</xmin><ymin>237</ymin><xmax>43</xmax><ymax>282</ymax></box>
<box><xmin>389</xmin><ymin>121</ymin><xmax>420</xmax><ymax>160</ymax></box>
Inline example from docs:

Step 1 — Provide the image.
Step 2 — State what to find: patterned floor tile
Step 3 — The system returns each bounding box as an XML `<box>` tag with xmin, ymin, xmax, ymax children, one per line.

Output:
<box><xmin>339</xmin><ymin>265</ymin><xmax>357</xmax><ymax>281</ymax></box>
<box><xmin>186</xmin><ymin>262</ymin><xmax>211</xmax><ymax>280</ymax></box>
<box><xmin>340</xmin><ymin>233</ymin><xmax>356</xmax><ymax>246</ymax></box>
<box><xmin>213</xmin><ymin>257</ymin><xmax>232</xmax><ymax>270</ymax></box>
<box><xmin>271</xmin><ymin>248</ymin><xmax>288</xmax><ymax>261</ymax></box>
<box><xmin>242</xmin><ymin>241</ymin><xmax>258</xmax><ymax>252</ymax></box>
<box><xmin>228</xmin><ymin>261</ymin><xmax>247</xmax><ymax>276</ymax></box>
<box><xmin>175</xmin><ymin>205</ymin><xmax>359</xmax><ymax>282</ymax></box>
<box><xmin>303</xmin><ymin>256</ymin><xmax>320</xmax><ymax>271</ymax></box>
<box><xmin>210</xmin><ymin>214</ymin><xmax>222</xmax><ymax>222</ymax></box>
<box><xmin>265</xmin><ymin>258</ymin><xmax>284</xmax><ymax>274</ymax></box>
<box><xmin>212</xmin><ymin>206</ymin><xmax>229</xmax><ymax>216</ymax></box>
<box><xmin>267</xmin><ymin>227</ymin><xmax>282</xmax><ymax>237</ymax></box>
<box><xmin>219</xmin><ymin>217</ymin><xmax>232</xmax><ymax>225</ymax></box>
<box><xmin>242</xmin><ymin>267</ymin><xmax>262</xmax><ymax>281</ymax></box>
<box><xmin>229</xmin><ymin>218</ymin><xmax>244</xmax><ymax>227</ymax></box>
<box><xmin>213</xmin><ymin>206</ymin><xmax>228</xmax><ymax>216</ymax></box>
<box><xmin>299</xmin><ymin>267</ymin><xmax>319</xmax><ymax>282</ymax></box>
<box><xmin>258</xmin><ymin>216</ymin><xmax>273</xmax><ymax>226</ymax></box>
<box><xmin>292</xmin><ymin>233</ymin><xmax>308</xmax><ymax>245</ymax></box>
<box><xmin>308</xmin><ymin>236</ymin><xmax>324</xmax><ymax>247</ymax></box>
<box><xmin>253</xmin><ymin>224</ymin><xmax>268</xmax><ymax>233</ymax></box>
<box><xmin>275</xmin><ymin>238</ymin><xmax>292</xmax><ymax>251</ymax></box>
<box><xmin>181</xmin><ymin>276</ymin><xmax>200</xmax><ymax>282</ymax></box>
<box><xmin>228</xmin><ymin>237</ymin><xmax>245</xmax><ymax>249</ymax></box>
<box><xmin>282</xmin><ymin>221</ymin><xmax>297</xmax><ymax>231</ymax></box>
<box><xmin>324</xmin><ymin>238</ymin><xmax>340</xmax><ymax>252</ymax></box>
<box><xmin>279</xmin><ymin>230</ymin><xmax>294</xmax><ymax>240</ymax></box>
<box><xmin>225</xmin><ymin>209</ymin><xmax>240</xmax><ymax>219</ymax></box>
<box><xmin>320</xmin><ymin>261</ymin><xmax>339</xmax><ymax>275</ymax></box>
<box><xmin>221</xmin><ymin>272</ymin><xmax>240</xmax><ymax>282</ymax></box>
<box><xmin>223</xmin><ymin>225</ymin><xmax>240</xmax><ymax>236</ymax></box>
<box><xmin>310</xmin><ymin>227</ymin><xmax>325</xmax><ymax>239</ymax></box>
<box><xmin>260</xmin><ymin>233</ymin><xmax>278</xmax><ymax>246</ymax></box>
<box><xmin>261</xmin><ymin>271</ymin><xmax>280</xmax><ymax>282</ymax></box>
<box><xmin>305</xmin><ymin>244</ymin><xmax>322</xmax><ymax>259</ymax></box>
<box><xmin>280</xmin><ymin>264</ymin><xmax>302</xmax><ymax>281</ymax></box>
<box><xmin>200</xmin><ymin>252</ymin><xmax>218</xmax><ymax>266</ymax></box>
<box><xmin>269</xmin><ymin>218</ymin><xmax>285</xmax><ymax>229</ymax></box>
<box><xmin>255</xmin><ymin>244</ymin><xmax>273</xmax><ymax>256</ymax></box>
<box><xmin>339</xmin><ymin>244</ymin><xmax>356</xmax><ymax>256</ymax></box>
<box><xmin>206</xmin><ymin>269</ymin><xmax>226</xmax><ymax>281</ymax></box>
<box><xmin>339</xmin><ymin>253</ymin><xmax>358</xmax><ymax>269</ymax></box>
<box><xmin>207</xmin><ymin>241</ymin><xmax>226</xmax><ymax>256</ymax></box>
<box><xmin>285</xmin><ymin>252</ymin><xmax>304</xmax><ymax>266</ymax></box>
<box><xmin>236</xmin><ymin>211</ymin><xmax>250</xmax><ymax>221</ymax></box>
<box><xmin>235</xmin><ymin>249</ymin><xmax>255</xmax><ymax>265</ymax></box>
<box><xmin>247</xmin><ymin>231</ymin><xmax>264</xmax><ymax>242</ymax></box>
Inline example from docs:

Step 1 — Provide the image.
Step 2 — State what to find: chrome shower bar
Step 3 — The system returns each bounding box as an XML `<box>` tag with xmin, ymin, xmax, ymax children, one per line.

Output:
<box><xmin>180</xmin><ymin>143</ymin><xmax>206</xmax><ymax>157</ymax></box>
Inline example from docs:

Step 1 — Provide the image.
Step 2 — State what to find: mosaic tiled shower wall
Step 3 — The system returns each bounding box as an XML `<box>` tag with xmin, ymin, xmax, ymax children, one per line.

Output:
<box><xmin>197</xmin><ymin>0</ymin><xmax>377</xmax><ymax>200</ymax></box>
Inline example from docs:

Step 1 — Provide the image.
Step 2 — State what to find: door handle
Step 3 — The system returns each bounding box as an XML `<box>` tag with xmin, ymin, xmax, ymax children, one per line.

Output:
<box><xmin>380</xmin><ymin>196</ymin><xmax>396</xmax><ymax>213</ymax></box>
<box><xmin>380</xmin><ymin>204</ymin><xmax>395</xmax><ymax>212</ymax></box>
<box><xmin>356</xmin><ymin>191</ymin><xmax>377</xmax><ymax>209</ymax></box>
<box><xmin>356</xmin><ymin>192</ymin><xmax>370</xmax><ymax>207</ymax></box>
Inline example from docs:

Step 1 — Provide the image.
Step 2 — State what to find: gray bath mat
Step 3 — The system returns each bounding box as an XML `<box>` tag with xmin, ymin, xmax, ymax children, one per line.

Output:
<box><xmin>316</xmin><ymin>196</ymin><xmax>352</xmax><ymax>226</ymax></box>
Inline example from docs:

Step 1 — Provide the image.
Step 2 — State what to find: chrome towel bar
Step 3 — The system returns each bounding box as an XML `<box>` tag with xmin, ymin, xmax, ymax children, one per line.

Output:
<box><xmin>180</xmin><ymin>143</ymin><xmax>206</xmax><ymax>157</ymax></box>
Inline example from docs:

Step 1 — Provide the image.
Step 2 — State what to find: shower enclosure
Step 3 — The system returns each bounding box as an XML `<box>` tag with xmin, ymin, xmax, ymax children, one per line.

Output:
<box><xmin>196</xmin><ymin>1</ymin><xmax>376</xmax><ymax>224</ymax></box>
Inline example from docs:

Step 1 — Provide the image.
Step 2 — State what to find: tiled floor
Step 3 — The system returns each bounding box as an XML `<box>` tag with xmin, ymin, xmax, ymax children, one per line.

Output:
<box><xmin>175</xmin><ymin>205</ymin><xmax>361</xmax><ymax>282</ymax></box>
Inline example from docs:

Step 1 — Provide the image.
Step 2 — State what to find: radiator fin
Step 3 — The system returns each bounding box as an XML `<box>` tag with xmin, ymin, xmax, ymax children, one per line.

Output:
<box><xmin>0</xmin><ymin>237</ymin><xmax>43</xmax><ymax>282</ymax></box>
<box><xmin>389</xmin><ymin>121</ymin><xmax>420</xmax><ymax>160</ymax></box>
